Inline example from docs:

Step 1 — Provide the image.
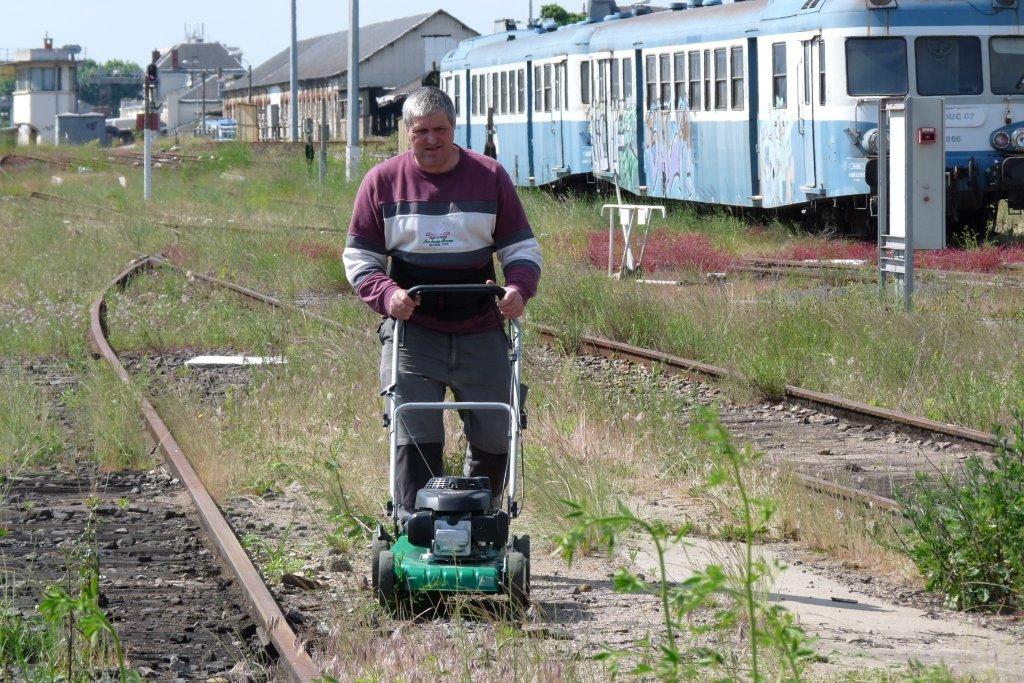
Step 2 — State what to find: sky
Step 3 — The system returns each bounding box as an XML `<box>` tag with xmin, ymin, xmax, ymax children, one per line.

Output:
<box><xmin>2</xmin><ymin>1</ymin><xmax>581</xmax><ymax>67</ymax></box>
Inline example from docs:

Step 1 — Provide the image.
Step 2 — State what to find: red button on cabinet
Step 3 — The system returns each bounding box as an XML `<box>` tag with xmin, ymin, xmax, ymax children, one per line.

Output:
<box><xmin>917</xmin><ymin>127</ymin><xmax>937</xmax><ymax>144</ymax></box>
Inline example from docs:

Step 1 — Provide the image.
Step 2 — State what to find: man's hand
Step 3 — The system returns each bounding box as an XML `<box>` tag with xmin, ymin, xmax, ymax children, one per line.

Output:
<box><xmin>388</xmin><ymin>288</ymin><xmax>420</xmax><ymax>320</ymax></box>
<box><xmin>488</xmin><ymin>280</ymin><xmax>526</xmax><ymax>319</ymax></box>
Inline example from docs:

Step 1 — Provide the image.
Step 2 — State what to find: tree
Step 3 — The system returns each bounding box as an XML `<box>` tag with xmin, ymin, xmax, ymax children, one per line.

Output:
<box><xmin>77</xmin><ymin>58</ymin><xmax>143</xmax><ymax>115</ymax></box>
<box><xmin>539</xmin><ymin>3</ymin><xmax>586</xmax><ymax>25</ymax></box>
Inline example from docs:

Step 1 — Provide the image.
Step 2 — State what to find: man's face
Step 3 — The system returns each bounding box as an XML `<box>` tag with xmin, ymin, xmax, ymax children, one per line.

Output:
<box><xmin>408</xmin><ymin>111</ymin><xmax>455</xmax><ymax>170</ymax></box>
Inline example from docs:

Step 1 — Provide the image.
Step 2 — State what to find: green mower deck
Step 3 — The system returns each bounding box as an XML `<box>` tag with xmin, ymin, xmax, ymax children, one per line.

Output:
<box><xmin>391</xmin><ymin>535</ymin><xmax>502</xmax><ymax>593</ymax></box>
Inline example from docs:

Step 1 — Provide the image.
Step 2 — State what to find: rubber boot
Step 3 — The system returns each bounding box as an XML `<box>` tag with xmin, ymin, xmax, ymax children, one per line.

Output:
<box><xmin>396</xmin><ymin>442</ymin><xmax>444</xmax><ymax>516</ymax></box>
<box><xmin>463</xmin><ymin>445</ymin><xmax>509</xmax><ymax>506</ymax></box>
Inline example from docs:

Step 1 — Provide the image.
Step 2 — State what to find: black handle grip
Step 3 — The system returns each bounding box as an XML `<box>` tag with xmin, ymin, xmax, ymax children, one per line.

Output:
<box><xmin>406</xmin><ymin>284</ymin><xmax>506</xmax><ymax>299</ymax></box>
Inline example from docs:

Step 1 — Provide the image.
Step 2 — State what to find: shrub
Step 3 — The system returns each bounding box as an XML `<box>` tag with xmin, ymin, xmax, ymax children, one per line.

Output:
<box><xmin>586</xmin><ymin>230</ymin><xmax>734</xmax><ymax>274</ymax></box>
<box><xmin>897</xmin><ymin>411</ymin><xmax>1024</xmax><ymax>611</ymax></box>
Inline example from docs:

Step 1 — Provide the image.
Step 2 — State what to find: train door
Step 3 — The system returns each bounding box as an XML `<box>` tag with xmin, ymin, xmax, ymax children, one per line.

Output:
<box><xmin>526</xmin><ymin>61</ymin><xmax>535</xmax><ymax>180</ymax></box>
<box><xmin>590</xmin><ymin>57</ymin><xmax>613</xmax><ymax>174</ymax></box>
<box><xmin>798</xmin><ymin>37</ymin><xmax>821</xmax><ymax>193</ymax></box>
<box><xmin>551</xmin><ymin>59</ymin><xmax>568</xmax><ymax>174</ymax></box>
<box><xmin>464</xmin><ymin>69</ymin><xmax>472</xmax><ymax>149</ymax></box>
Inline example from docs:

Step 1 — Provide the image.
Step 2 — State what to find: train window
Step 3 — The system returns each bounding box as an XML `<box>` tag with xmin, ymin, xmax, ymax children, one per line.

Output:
<box><xmin>554</xmin><ymin>64</ymin><xmax>563</xmax><ymax>111</ymax></box>
<box><xmin>818</xmin><ymin>41</ymin><xmax>826</xmax><ymax>105</ymax></box>
<box><xmin>802</xmin><ymin>42</ymin><xmax>811</xmax><ymax>106</ymax></box>
<box><xmin>534</xmin><ymin>66</ymin><xmax>542</xmax><ymax>112</ymax></box>
<box><xmin>565</xmin><ymin>64</ymin><xmax>571</xmax><ymax>109</ymax></box>
<box><xmin>611</xmin><ymin>58</ymin><xmax>621</xmax><ymax>103</ymax></box>
<box><xmin>518</xmin><ymin>69</ymin><xmax>526</xmax><ymax>113</ymax></box>
<box><xmin>845</xmin><ymin>37</ymin><xmax>907</xmax><ymax>95</ymax></box>
<box><xmin>543</xmin><ymin>64</ymin><xmax>552</xmax><ymax>112</ymax></box>
<box><xmin>659</xmin><ymin>54</ymin><xmax>671</xmax><ymax>110</ymax></box>
<box><xmin>581</xmin><ymin>61</ymin><xmax>591</xmax><ymax>105</ymax></box>
<box><xmin>916</xmin><ymin>37</ymin><xmax>981</xmax><ymax>96</ymax></box>
<box><xmin>673</xmin><ymin>53</ymin><xmax>685</xmax><ymax>109</ymax></box>
<box><xmin>991</xmin><ymin>37</ymin><xmax>1024</xmax><ymax>94</ymax></box>
<box><xmin>645</xmin><ymin>55</ymin><xmax>657</xmax><ymax>109</ymax></box>
<box><xmin>492</xmin><ymin>72</ymin><xmax>499</xmax><ymax>113</ymax></box>
<box><xmin>730</xmin><ymin>46</ymin><xmax>744</xmax><ymax>110</ymax></box>
<box><xmin>714</xmin><ymin>48</ymin><xmax>727</xmax><ymax>110</ymax></box>
<box><xmin>772</xmin><ymin>43</ymin><xmax>788</xmax><ymax>108</ymax></box>
<box><xmin>688</xmin><ymin>51</ymin><xmax>701</xmax><ymax>110</ymax></box>
<box><xmin>596</xmin><ymin>60</ymin><xmax>606</xmax><ymax>105</ymax></box>
<box><xmin>623</xmin><ymin>57</ymin><xmax>633</xmax><ymax>102</ymax></box>
<box><xmin>471</xmin><ymin>75</ymin><xmax>477</xmax><ymax>115</ymax></box>
<box><xmin>454</xmin><ymin>75</ymin><xmax>461</xmax><ymax>115</ymax></box>
<box><xmin>500</xmin><ymin>72</ymin><xmax>508</xmax><ymax>114</ymax></box>
<box><xmin>703</xmin><ymin>50</ymin><xmax>711</xmax><ymax>111</ymax></box>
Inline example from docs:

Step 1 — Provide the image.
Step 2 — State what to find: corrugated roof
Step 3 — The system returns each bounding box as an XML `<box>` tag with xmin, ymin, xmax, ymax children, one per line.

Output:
<box><xmin>225</xmin><ymin>11</ymin><xmax>460</xmax><ymax>92</ymax></box>
<box><xmin>156</xmin><ymin>41</ymin><xmax>245</xmax><ymax>73</ymax></box>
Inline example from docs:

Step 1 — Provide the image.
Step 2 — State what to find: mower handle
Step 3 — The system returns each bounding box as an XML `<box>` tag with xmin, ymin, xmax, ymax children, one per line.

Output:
<box><xmin>406</xmin><ymin>284</ymin><xmax>506</xmax><ymax>299</ymax></box>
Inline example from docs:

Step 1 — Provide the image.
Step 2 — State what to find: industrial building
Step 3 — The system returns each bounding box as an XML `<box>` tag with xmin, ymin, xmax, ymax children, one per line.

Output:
<box><xmin>222</xmin><ymin>10</ymin><xmax>477</xmax><ymax>142</ymax></box>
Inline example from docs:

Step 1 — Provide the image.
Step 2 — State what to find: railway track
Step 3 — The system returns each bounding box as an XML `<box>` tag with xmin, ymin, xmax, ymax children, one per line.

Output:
<box><xmin>120</xmin><ymin>254</ymin><xmax>996</xmax><ymax>514</ymax></box>
<box><xmin>25</xmin><ymin>252</ymin><xmax>995</xmax><ymax>678</ymax></box>
<box><xmin>732</xmin><ymin>255</ymin><xmax>1024</xmax><ymax>288</ymax></box>
<box><xmin>88</xmin><ymin>257</ymin><xmax>320</xmax><ymax>680</ymax></box>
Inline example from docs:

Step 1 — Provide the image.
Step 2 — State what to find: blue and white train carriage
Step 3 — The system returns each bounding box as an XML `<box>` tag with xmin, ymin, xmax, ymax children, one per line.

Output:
<box><xmin>441</xmin><ymin>0</ymin><xmax>1024</xmax><ymax>237</ymax></box>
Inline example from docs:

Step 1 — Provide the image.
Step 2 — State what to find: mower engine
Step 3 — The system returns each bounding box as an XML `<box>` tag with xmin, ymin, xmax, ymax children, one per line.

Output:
<box><xmin>405</xmin><ymin>477</ymin><xmax>509</xmax><ymax>559</ymax></box>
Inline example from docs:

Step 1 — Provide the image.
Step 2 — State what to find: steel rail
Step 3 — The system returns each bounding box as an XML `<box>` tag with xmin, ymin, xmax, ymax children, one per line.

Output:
<box><xmin>88</xmin><ymin>256</ymin><xmax>320</xmax><ymax>682</ymax></box>
<box><xmin>536</xmin><ymin>325</ymin><xmax>997</xmax><ymax>448</ymax></box>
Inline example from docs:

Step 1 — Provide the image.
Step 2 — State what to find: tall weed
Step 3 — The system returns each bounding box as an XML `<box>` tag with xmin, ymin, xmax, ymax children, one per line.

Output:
<box><xmin>897</xmin><ymin>411</ymin><xmax>1024</xmax><ymax>611</ymax></box>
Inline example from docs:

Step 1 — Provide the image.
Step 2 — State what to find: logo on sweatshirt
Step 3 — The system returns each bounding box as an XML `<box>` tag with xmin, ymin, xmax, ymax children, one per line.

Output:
<box><xmin>423</xmin><ymin>230</ymin><xmax>454</xmax><ymax>248</ymax></box>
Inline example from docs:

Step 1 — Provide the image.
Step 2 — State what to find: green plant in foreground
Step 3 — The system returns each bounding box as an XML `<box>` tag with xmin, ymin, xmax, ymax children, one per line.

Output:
<box><xmin>898</xmin><ymin>410</ymin><xmax>1024</xmax><ymax>612</ymax></box>
<box><xmin>556</xmin><ymin>407</ymin><xmax>815</xmax><ymax>681</ymax></box>
<box><xmin>1</xmin><ymin>560</ymin><xmax>140</xmax><ymax>681</ymax></box>
<box><xmin>242</xmin><ymin>530</ymin><xmax>304</xmax><ymax>582</ymax></box>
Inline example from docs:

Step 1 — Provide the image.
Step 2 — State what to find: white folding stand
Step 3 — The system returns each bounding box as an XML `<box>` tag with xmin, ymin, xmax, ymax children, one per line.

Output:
<box><xmin>601</xmin><ymin>202</ymin><xmax>667</xmax><ymax>279</ymax></box>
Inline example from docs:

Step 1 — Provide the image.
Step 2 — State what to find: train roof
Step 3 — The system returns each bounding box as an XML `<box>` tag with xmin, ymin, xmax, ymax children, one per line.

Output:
<box><xmin>443</xmin><ymin>0</ymin><xmax>1022</xmax><ymax>71</ymax></box>
<box><xmin>443</xmin><ymin>23</ymin><xmax>600</xmax><ymax>69</ymax></box>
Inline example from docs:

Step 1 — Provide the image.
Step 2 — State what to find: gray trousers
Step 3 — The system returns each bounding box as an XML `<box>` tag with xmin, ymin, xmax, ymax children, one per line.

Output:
<box><xmin>379</xmin><ymin>319</ymin><xmax>512</xmax><ymax>510</ymax></box>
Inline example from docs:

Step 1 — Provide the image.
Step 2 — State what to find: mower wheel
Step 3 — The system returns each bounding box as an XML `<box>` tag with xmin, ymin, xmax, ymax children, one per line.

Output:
<box><xmin>513</xmin><ymin>534</ymin><xmax>531</xmax><ymax>560</ymax></box>
<box><xmin>371</xmin><ymin>537</ymin><xmax>391</xmax><ymax>590</ymax></box>
<box><xmin>505</xmin><ymin>550</ymin><xmax>530</xmax><ymax>616</ymax></box>
<box><xmin>376</xmin><ymin>550</ymin><xmax>397</xmax><ymax>610</ymax></box>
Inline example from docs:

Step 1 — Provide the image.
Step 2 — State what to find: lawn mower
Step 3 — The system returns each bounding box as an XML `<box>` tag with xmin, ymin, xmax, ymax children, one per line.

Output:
<box><xmin>371</xmin><ymin>284</ymin><xmax>530</xmax><ymax>616</ymax></box>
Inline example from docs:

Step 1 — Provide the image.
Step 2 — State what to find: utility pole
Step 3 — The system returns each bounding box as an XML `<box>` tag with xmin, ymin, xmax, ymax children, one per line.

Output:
<box><xmin>346</xmin><ymin>0</ymin><xmax>360</xmax><ymax>181</ymax></box>
<box><xmin>290</xmin><ymin>0</ymin><xmax>299</xmax><ymax>142</ymax></box>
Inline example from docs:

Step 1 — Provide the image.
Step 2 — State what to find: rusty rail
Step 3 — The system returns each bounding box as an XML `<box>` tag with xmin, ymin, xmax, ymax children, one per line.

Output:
<box><xmin>88</xmin><ymin>256</ymin><xmax>320</xmax><ymax>682</ymax></box>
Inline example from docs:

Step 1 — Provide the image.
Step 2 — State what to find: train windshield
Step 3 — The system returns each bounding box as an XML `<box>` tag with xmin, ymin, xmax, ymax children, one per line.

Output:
<box><xmin>915</xmin><ymin>37</ymin><xmax>982</xmax><ymax>95</ymax></box>
<box><xmin>845</xmin><ymin>37</ymin><xmax>908</xmax><ymax>96</ymax></box>
<box><xmin>990</xmin><ymin>37</ymin><xmax>1024</xmax><ymax>95</ymax></box>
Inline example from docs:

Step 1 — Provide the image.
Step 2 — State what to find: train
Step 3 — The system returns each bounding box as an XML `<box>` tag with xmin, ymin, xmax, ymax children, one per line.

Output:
<box><xmin>440</xmin><ymin>0</ymin><xmax>1024</xmax><ymax>239</ymax></box>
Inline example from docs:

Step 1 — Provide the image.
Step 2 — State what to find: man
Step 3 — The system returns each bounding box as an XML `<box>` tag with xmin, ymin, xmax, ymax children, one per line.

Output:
<box><xmin>343</xmin><ymin>86</ymin><xmax>542</xmax><ymax>519</ymax></box>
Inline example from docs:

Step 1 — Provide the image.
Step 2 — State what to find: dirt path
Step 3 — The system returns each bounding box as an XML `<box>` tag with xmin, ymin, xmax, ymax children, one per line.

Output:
<box><xmin>632</xmin><ymin>537</ymin><xmax>1024</xmax><ymax>680</ymax></box>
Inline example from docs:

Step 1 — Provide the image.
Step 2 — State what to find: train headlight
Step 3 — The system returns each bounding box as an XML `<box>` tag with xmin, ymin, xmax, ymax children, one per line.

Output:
<box><xmin>993</xmin><ymin>131</ymin><xmax>1011</xmax><ymax>150</ymax></box>
<box><xmin>865</xmin><ymin>128</ymin><xmax>879</xmax><ymax>156</ymax></box>
<box><xmin>1013</xmin><ymin>128</ymin><xmax>1024</xmax><ymax>151</ymax></box>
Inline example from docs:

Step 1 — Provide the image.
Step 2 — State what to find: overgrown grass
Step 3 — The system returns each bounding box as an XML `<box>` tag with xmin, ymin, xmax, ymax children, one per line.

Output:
<box><xmin>0</xmin><ymin>374</ymin><xmax>64</xmax><ymax>471</ymax></box>
<box><xmin>533</xmin><ymin>267</ymin><xmax>1024</xmax><ymax>431</ymax></box>
<box><xmin>68</xmin><ymin>362</ymin><xmax>150</xmax><ymax>471</ymax></box>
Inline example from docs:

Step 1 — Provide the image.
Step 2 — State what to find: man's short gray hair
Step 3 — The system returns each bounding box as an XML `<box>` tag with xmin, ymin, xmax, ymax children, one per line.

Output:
<box><xmin>402</xmin><ymin>86</ymin><xmax>456</xmax><ymax>127</ymax></box>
